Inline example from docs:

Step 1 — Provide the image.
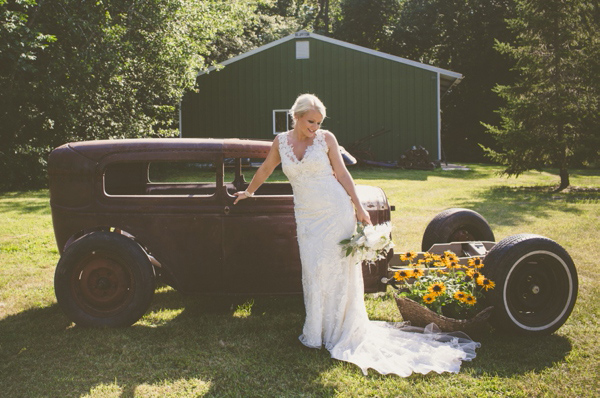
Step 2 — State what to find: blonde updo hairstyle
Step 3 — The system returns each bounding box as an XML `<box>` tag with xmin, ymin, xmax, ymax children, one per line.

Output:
<box><xmin>289</xmin><ymin>94</ymin><xmax>326</xmax><ymax>128</ymax></box>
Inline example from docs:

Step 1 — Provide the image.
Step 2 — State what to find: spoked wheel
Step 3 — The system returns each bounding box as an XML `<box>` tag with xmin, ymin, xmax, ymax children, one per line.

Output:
<box><xmin>55</xmin><ymin>231</ymin><xmax>155</xmax><ymax>327</ymax></box>
<box><xmin>484</xmin><ymin>234</ymin><xmax>578</xmax><ymax>335</ymax></box>
<box><xmin>421</xmin><ymin>208</ymin><xmax>495</xmax><ymax>251</ymax></box>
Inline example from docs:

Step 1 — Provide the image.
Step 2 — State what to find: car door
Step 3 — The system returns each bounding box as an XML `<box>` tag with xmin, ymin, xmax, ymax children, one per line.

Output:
<box><xmin>221</xmin><ymin>174</ymin><xmax>302</xmax><ymax>294</ymax></box>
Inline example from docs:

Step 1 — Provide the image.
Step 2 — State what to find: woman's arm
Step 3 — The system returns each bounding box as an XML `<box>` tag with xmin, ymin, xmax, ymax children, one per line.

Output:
<box><xmin>233</xmin><ymin>135</ymin><xmax>282</xmax><ymax>204</ymax></box>
<box><xmin>323</xmin><ymin>131</ymin><xmax>372</xmax><ymax>225</ymax></box>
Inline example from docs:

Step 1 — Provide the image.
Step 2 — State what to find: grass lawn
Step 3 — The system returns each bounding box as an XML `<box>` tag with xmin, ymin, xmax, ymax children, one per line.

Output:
<box><xmin>0</xmin><ymin>164</ymin><xmax>598</xmax><ymax>397</ymax></box>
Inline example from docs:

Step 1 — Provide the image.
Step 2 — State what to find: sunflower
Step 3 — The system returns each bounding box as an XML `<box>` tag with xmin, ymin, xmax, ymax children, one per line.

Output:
<box><xmin>428</xmin><ymin>282</ymin><xmax>446</xmax><ymax>296</ymax></box>
<box><xmin>411</xmin><ymin>268</ymin><xmax>424</xmax><ymax>278</ymax></box>
<box><xmin>400</xmin><ymin>251</ymin><xmax>417</xmax><ymax>262</ymax></box>
<box><xmin>477</xmin><ymin>276</ymin><xmax>496</xmax><ymax>291</ymax></box>
<box><xmin>394</xmin><ymin>270</ymin><xmax>411</xmax><ymax>281</ymax></box>
<box><xmin>423</xmin><ymin>293</ymin><xmax>436</xmax><ymax>304</ymax></box>
<box><xmin>443</xmin><ymin>251</ymin><xmax>459</xmax><ymax>262</ymax></box>
<box><xmin>446</xmin><ymin>259</ymin><xmax>461</xmax><ymax>269</ymax></box>
<box><xmin>453</xmin><ymin>291</ymin><xmax>467</xmax><ymax>302</ymax></box>
<box><xmin>464</xmin><ymin>294</ymin><xmax>477</xmax><ymax>305</ymax></box>
<box><xmin>466</xmin><ymin>269</ymin><xmax>482</xmax><ymax>281</ymax></box>
<box><xmin>468</xmin><ymin>257</ymin><xmax>484</xmax><ymax>269</ymax></box>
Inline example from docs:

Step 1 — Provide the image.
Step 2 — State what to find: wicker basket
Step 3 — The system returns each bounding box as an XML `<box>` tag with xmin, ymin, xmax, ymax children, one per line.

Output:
<box><xmin>395</xmin><ymin>295</ymin><xmax>493</xmax><ymax>334</ymax></box>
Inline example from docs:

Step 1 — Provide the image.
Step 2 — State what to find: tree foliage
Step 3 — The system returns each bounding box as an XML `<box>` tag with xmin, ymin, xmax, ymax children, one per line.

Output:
<box><xmin>482</xmin><ymin>0</ymin><xmax>600</xmax><ymax>190</ymax></box>
<box><xmin>334</xmin><ymin>0</ymin><xmax>400</xmax><ymax>49</ymax></box>
<box><xmin>0</xmin><ymin>0</ymin><xmax>251</xmax><ymax>190</ymax></box>
<box><xmin>208</xmin><ymin>1</ymin><xmax>301</xmax><ymax>64</ymax></box>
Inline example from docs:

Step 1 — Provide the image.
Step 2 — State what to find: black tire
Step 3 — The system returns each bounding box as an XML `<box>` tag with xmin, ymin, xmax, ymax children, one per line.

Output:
<box><xmin>421</xmin><ymin>208</ymin><xmax>495</xmax><ymax>251</ymax></box>
<box><xmin>484</xmin><ymin>234</ymin><xmax>578</xmax><ymax>335</ymax></box>
<box><xmin>54</xmin><ymin>231</ymin><xmax>156</xmax><ymax>327</ymax></box>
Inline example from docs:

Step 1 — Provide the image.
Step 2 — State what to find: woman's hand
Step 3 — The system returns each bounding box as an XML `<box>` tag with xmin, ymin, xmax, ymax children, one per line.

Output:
<box><xmin>233</xmin><ymin>191</ymin><xmax>250</xmax><ymax>205</ymax></box>
<box><xmin>356</xmin><ymin>206</ymin><xmax>372</xmax><ymax>225</ymax></box>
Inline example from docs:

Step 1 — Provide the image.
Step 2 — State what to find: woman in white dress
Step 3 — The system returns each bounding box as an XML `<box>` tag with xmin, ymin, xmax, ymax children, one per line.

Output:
<box><xmin>234</xmin><ymin>94</ymin><xmax>479</xmax><ymax>376</ymax></box>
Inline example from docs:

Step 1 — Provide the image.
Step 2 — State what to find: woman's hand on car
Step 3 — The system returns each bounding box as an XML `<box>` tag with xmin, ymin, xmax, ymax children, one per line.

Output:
<box><xmin>233</xmin><ymin>191</ymin><xmax>249</xmax><ymax>205</ymax></box>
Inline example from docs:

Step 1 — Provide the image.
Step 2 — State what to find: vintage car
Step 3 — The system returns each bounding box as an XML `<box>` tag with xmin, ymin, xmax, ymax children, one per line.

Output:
<box><xmin>49</xmin><ymin>138</ymin><xmax>578</xmax><ymax>335</ymax></box>
<box><xmin>48</xmin><ymin>138</ymin><xmax>393</xmax><ymax>327</ymax></box>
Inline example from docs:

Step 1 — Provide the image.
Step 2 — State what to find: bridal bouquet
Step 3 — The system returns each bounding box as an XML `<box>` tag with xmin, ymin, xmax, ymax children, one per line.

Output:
<box><xmin>339</xmin><ymin>222</ymin><xmax>395</xmax><ymax>264</ymax></box>
<box><xmin>392</xmin><ymin>251</ymin><xmax>495</xmax><ymax>319</ymax></box>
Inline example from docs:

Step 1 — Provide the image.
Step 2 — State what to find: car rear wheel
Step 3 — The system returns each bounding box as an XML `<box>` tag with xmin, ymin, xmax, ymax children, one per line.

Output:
<box><xmin>421</xmin><ymin>208</ymin><xmax>495</xmax><ymax>251</ymax></box>
<box><xmin>54</xmin><ymin>231</ymin><xmax>155</xmax><ymax>327</ymax></box>
<box><xmin>484</xmin><ymin>234</ymin><xmax>578</xmax><ymax>335</ymax></box>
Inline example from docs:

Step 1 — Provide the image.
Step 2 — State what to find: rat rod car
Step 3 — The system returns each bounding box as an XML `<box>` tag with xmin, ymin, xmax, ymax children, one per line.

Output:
<box><xmin>49</xmin><ymin>138</ymin><xmax>577</xmax><ymax>335</ymax></box>
<box><xmin>49</xmin><ymin>138</ymin><xmax>392</xmax><ymax>328</ymax></box>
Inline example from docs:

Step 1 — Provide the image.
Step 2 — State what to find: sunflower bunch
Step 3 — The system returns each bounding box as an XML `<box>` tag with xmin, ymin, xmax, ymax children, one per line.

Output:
<box><xmin>392</xmin><ymin>250</ymin><xmax>495</xmax><ymax>319</ymax></box>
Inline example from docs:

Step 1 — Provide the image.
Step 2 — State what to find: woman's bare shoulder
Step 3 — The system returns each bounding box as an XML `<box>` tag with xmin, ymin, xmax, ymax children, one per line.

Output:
<box><xmin>273</xmin><ymin>132</ymin><xmax>287</xmax><ymax>145</ymax></box>
<box><xmin>320</xmin><ymin>130</ymin><xmax>339</xmax><ymax>144</ymax></box>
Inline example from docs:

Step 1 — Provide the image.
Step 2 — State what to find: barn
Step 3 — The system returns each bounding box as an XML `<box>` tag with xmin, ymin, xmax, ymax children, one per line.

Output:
<box><xmin>180</xmin><ymin>30</ymin><xmax>462</xmax><ymax>162</ymax></box>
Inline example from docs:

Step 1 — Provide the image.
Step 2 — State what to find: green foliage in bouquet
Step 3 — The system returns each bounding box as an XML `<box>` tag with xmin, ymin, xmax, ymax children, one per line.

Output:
<box><xmin>339</xmin><ymin>222</ymin><xmax>395</xmax><ymax>264</ymax></box>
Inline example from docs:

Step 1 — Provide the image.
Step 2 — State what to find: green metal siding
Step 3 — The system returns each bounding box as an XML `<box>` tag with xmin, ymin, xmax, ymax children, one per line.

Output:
<box><xmin>181</xmin><ymin>38</ymin><xmax>439</xmax><ymax>160</ymax></box>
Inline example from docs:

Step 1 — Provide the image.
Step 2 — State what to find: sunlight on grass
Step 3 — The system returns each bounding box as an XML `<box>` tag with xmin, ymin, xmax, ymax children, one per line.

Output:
<box><xmin>138</xmin><ymin>308</ymin><xmax>185</xmax><ymax>327</ymax></box>
<box><xmin>232</xmin><ymin>299</ymin><xmax>254</xmax><ymax>318</ymax></box>
<box><xmin>134</xmin><ymin>378</ymin><xmax>212</xmax><ymax>397</ymax></box>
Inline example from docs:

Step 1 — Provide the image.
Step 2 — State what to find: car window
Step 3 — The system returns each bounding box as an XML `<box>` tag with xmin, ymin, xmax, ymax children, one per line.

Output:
<box><xmin>104</xmin><ymin>161</ymin><xmax>222</xmax><ymax>197</ymax></box>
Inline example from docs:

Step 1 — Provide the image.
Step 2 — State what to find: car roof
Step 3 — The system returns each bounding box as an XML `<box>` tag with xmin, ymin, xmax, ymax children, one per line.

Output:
<box><xmin>60</xmin><ymin>138</ymin><xmax>273</xmax><ymax>162</ymax></box>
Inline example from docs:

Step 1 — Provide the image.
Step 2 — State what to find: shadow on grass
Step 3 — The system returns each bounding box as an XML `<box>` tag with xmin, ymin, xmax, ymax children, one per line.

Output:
<box><xmin>351</xmin><ymin>167</ymin><xmax>492</xmax><ymax>182</ymax></box>
<box><xmin>0</xmin><ymin>288</ymin><xmax>575</xmax><ymax>396</ymax></box>
<box><xmin>0</xmin><ymin>190</ymin><xmax>51</xmax><ymax>215</ymax></box>
<box><xmin>471</xmin><ymin>332</ymin><xmax>573</xmax><ymax>377</ymax></box>
<box><xmin>0</xmin><ymin>289</ymin><xmax>337</xmax><ymax>397</ymax></box>
<box><xmin>455</xmin><ymin>185</ymin><xmax>600</xmax><ymax>228</ymax></box>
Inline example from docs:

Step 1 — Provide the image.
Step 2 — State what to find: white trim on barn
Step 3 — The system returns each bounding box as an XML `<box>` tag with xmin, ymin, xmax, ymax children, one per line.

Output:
<box><xmin>437</xmin><ymin>72</ymin><xmax>442</xmax><ymax>160</ymax></box>
<box><xmin>272</xmin><ymin>109</ymin><xmax>291</xmax><ymax>135</ymax></box>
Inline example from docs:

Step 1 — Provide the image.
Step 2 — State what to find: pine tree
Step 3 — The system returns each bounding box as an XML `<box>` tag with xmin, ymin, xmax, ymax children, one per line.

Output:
<box><xmin>482</xmin><ymin>0</ymin><xmax>600</xmax><ymax>191</ymax></box>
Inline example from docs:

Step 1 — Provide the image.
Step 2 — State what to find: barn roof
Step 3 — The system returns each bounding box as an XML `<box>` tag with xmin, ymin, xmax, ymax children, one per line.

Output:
<box><xmin>199</xmin><ymin>30</ymin><xmax>463</xmax><ymax>97</ymax></box>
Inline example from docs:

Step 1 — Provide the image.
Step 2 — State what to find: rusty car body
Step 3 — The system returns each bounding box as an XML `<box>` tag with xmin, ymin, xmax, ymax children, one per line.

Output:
<box><xmin>48</xmin><ymin>138</ymin><xmax>392</xmax><ymax>327</ymax></box>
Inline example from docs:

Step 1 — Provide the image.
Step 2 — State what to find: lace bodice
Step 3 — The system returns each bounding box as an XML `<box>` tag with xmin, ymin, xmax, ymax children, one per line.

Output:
<box><xmin>278</xmin><ymin>130</ymin><xmax>334</xmax><ymax>182</ymax></box>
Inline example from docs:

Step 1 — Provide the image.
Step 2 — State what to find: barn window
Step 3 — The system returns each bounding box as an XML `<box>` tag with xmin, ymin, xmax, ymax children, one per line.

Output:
<box><xmin>273</xmin><ymin>110</ymin><xmax>292</xmax><ymax>135</ymax></box>
<box><xmin>296</xmin><ymin>41</ymin><xmax>309</xmax><ymax>59</ymax></box>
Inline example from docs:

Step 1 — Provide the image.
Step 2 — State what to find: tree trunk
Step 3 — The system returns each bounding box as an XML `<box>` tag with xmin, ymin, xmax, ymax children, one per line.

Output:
<box><xmin>556</xmin><ymin>167</ymin><xmax>570</xmax><ymax>191</ymax></box>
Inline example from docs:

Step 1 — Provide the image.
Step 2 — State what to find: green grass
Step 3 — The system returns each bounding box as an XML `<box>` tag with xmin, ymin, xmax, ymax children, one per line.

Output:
<box><xmin>0</xmin><ymin>164</ymin><xmax>599</xmax><ymax>397</ymax></box>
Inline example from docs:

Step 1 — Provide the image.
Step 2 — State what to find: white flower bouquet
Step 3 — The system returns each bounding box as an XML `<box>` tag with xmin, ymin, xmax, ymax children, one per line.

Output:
<box><xmin>339</xmin><ymin>222</ymin><xmax>395</xmax><ymax>264</ymax></box>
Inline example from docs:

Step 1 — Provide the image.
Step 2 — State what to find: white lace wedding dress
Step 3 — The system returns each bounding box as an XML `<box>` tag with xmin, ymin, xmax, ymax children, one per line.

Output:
<box><xmin>279</xmin><ymin>130</ymin><xmax>480</xmax><ymax>377</ymax></box>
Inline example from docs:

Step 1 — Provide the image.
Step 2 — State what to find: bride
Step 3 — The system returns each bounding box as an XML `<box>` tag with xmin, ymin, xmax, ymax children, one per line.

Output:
<box><xmin>234</xmin><ymin>94</ymin><xmax>479</xmax><ymax>376</ymax></box>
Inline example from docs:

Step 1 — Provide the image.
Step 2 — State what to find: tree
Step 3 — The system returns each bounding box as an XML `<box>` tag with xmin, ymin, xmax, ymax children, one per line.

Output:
<box><xmin>333</xmin><ymin>0</ymin><xmax>400</xmax><ymax>49</ymax></box>
<box><xmin>0</xmin><ymin>0</ymin><xmax>252</xmax><ymax>190</ymax></box>
<box><xmin>208</xmin><ymin>1</ymin><xmax>301</xmax><ymax>64</ymax></box>
<box><xmin>482</xmin><ymin>0</ymin><xmax>600</xmax><ymax>190</ymax></box>
<box><xmin>386</xmin><ymin>0</ymin><xmax>517</xmax><ymax>162</ymax></box>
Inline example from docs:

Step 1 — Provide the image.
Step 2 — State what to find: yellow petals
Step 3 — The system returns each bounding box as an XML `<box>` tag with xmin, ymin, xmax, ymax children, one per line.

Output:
<box><xmin>477</xmin><ymin>276</ymin><xmax>496</xmax><ymax>290</ymax></box>
<box><xmin>423</xmin><ymin>293</ymin><xmax>436</xmax><ymax>304</ymax></box>
<box><xmin>394</xmin><ymin>270</ymin><xmax>411</xmax><ymax>281</ymax></box>
<box><xmin>427</xmin><ymin>282</ymin><xmax>446</xmax><ymax>296</ymax></box>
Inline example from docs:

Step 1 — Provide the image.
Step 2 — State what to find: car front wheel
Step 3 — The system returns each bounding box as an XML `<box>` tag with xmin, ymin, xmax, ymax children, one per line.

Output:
<box><xmin>54</xmin><ymin>231</ymin><xmax>155</xmax><ymax>327</ymax></box>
